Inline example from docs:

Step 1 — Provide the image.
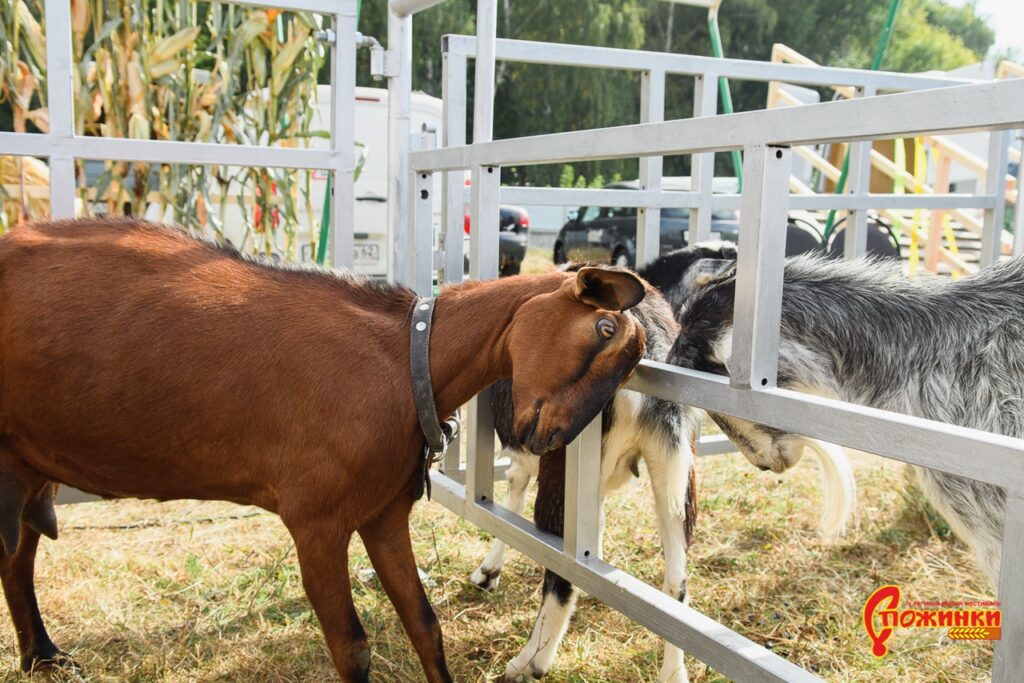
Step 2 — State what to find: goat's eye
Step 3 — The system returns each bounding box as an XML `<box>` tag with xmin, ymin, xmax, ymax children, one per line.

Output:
<box><xmin>596</xmin><ymin>317</ymin><xmax>617</xmax><ymax>339</ymax></box>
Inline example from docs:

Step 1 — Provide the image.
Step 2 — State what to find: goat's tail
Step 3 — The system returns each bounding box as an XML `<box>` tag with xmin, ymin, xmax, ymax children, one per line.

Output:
<box><xmin>801</xmin><ymin>439</ymin><xmax>857</xmax><ymax>541</ymax></box>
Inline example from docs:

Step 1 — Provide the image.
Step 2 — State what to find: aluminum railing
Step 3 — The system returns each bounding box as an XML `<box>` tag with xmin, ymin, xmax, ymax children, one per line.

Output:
<box><xmin>411</xmin><ymin>65</ymin><xmax>1024</xmax><ymax>680</ymax></box>
<box><xmin>436</xmin><ymin>35</ymin><xmax>1017</xmax><ymax>276</ymax></box>
<box><xmin>0</xmin><ymin>0</ymin><xmax>357</xmax><ymax>269</ymax></box>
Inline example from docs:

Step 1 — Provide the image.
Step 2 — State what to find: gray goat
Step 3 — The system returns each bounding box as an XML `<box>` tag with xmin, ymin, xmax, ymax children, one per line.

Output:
<box><xmin>671</xmin><ymin>254</ymin><xmax>1023</xmax><ymax>586</ymax></box>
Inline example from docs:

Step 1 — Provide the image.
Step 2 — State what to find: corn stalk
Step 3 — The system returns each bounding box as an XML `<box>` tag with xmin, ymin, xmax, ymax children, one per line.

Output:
<box><xmin>1</xmin><ymin>1</ymin><xmax>336</xmax><ymax>260</ymax></box>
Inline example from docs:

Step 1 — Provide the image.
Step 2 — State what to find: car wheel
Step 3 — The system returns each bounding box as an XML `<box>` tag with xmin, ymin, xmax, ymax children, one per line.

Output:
<box><xmin>553</xmin><ymin>242</ymin><xmax>567</xmax><ymax>264</ymax></box>
<box><xmin>500</xmin><ymin>262</ymin><xmax>520</xmax><ymax>277</ymax></box>
<box><xmin>612</xmin><ymin>249</ymin><xmax>629</xmax><ymax>268</ymax></box>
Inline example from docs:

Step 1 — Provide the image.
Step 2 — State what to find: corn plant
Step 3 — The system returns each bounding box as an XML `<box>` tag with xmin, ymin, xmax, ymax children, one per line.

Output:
<box><xmin>1</xmin><ymin>0</ymin><xmax>345</xmax><ymax>261</ymax></box>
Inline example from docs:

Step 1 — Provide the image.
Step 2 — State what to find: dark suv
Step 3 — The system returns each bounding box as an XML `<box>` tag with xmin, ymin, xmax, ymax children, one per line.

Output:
<box><xmin>553</xmin><ymin>178</ymin><xmax>899</xmax><ymax>266</ymax></box>
<box><xmin>554</xmin><ymin>179</ymin><xmax>741</xmax><ymax>267</ymax></box>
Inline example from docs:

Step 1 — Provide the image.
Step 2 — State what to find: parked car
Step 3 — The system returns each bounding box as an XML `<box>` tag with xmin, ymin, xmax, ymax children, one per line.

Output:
<box><xmin>553</xmin><ymin>177</ymin><xmax>900</xmax><ymax>267</ymax></box>
<box><xmin>554</xmin><ymin>178</ymin><xmax>739</xmax><ymax>267</ymax></box>
<box><xmin>464</xmin><ymin>204</ymin><xmax>531</xmax><ymax>276</ymax></box>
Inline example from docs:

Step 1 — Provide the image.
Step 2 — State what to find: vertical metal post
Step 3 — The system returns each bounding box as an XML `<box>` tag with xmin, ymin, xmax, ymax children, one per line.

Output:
<box><xmin>1014</xmin><ymin>136</ymin><xmax>1024</xmax><ymax>259</ymax></box>
<box><xmin>465</xmin><ymin>162</ymin><xmax>500</xmax><ymax>504</ymax></box>
<box><xmin>411</xmin><ymin>171</ymin><xmax>435</xmax><ymax>295</ymax></box>
<box><xmin>387</xmin><ymin>7</ymin><xmax>413</xmax><ymax>283</ymax></box>
<box><xmin>473</xmin><ymin>0</ymin><xmax>498</xmax><ymax>144</ymax></box>
<box><xmin>729</xmin><ymin>144</ymin><xmax>793</xmax><ymax>390</ymax></box>
<box><xmin>465</xmin><ymin>3</ymin><xmax>498</xmax><ymax>499</ymax></box>
<box><xmin>844</xmin><ymin>86</ymin><xmax>875</xmax><ymax>259</ymax></box>
<box><xmin>469</xmin><ymin>165</ymin><xmax>500</xmax><ymax>279</ymax></box>
<box><xmin>441</xmin><ymin>42</ymin><xmax>468</xmax><ymax>285</ymax></box>
<box><xmin>981</xmin><ymin>130</ymin><xmax>1010</xmax><ymax>267</ymax></box>
<box><xmin>564</xmin><ymin>417</ymin><xmax>603</xmax><ymax>561</ymax></box>
<box><xmin>690</xmin><ymin>72</ymin><xmax>719</xmax><ymax>245</ymax></box>
<box><xmin>44</xmin><ymin>0</ymin><xmax>76</xmax><ymax>218</ymax></box>
<box><xmin>637</xmin><ymin>69</ymin><xmax>665</xmax><ymax>266</ymax></box>
<box><xmin>993</xmin><ymin>492</ymin><xmax>1024</xmax><ymax>682</ymax></box>
<box><xmin>440</xmin><ymin>41</ymin><xmax>469</xmax><ymax>475</ymax></box>
<box><xmin>465</xmin><ymin>386</ymin><xmax>496</xmax><ymax>505</ymax></box>
<box><xmin>329</xmin><ymin>5</ymin><xmax>358</xmax><ymax>270</ymax></box>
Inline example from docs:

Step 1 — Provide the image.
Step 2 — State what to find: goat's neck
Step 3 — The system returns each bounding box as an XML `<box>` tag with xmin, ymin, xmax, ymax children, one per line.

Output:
<box><xmin>427</xmin><ymin>273</ymin><xmax>564</xmax><ymax>420</ymax></box>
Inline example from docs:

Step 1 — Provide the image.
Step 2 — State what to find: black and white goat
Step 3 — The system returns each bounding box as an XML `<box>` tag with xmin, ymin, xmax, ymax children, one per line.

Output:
<box><xmin>472</xmin><ymin>249</ymin><xmax>856</xmax><ymax>683</ymax></box>
<box><xmin>670</xmin><ymin>254</ymin><xmax>1024</xmax><ymax>586</ymax></box>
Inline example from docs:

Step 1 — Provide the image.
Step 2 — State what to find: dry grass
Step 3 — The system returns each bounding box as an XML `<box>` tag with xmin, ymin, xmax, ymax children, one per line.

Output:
<box><xmin>521</xmin><ymin>247</ymin><xmax>558</xmax><ymax>276</ymax></box>
<box><xmin>0</xmin><ymin>450</ymin><xmax>992</xmax><ymax>682</ymax></box>
<box><xmin>0</xmin><ymin>249</ymin><xmax>991</xmax><ymax>681</ymax></box>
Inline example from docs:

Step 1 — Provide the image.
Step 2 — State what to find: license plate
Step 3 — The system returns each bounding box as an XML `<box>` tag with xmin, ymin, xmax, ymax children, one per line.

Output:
<box><xmin>354</xmin><ymin>242</ymin><xmax>380</xmax><ymax>264</ymax></box>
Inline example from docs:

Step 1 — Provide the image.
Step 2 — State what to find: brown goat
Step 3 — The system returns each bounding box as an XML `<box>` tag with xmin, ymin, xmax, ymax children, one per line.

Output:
<box><xmin>0</xmin><ymin>218</ymin><xmax>648</xmax><ymax>682</ymax></box>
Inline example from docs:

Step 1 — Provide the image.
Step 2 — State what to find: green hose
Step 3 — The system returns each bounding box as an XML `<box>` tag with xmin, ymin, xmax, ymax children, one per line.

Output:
<box><xmin>707</xmin><ymin>12</ymin><xmax>743</xmax><ymax>191</ymax></box>
<box><xmin>317</xmin><ymin>0</ymin><xmax>362</xmax><ymax>265</ymax></box>
<box><xmin>822</xmin><ymin>0</ymin><xmax>903</xmax><ymax>243</ymax></box>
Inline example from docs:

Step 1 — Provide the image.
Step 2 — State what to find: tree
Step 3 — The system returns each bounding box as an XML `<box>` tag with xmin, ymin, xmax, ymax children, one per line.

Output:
<box><xmin>350</xmin><ymin>0</ymin><xmax>995</xmax><ymax>185</ymax></box>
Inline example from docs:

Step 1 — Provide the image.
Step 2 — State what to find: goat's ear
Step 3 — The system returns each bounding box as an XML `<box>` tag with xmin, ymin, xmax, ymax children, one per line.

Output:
<box><xmin>691</xmin><ymin>258</ymin><xmax>736</xmax><ymax>287</ymax></box>
<box><xmin>573</xmin><ymin>266</ymin><xmax>646</xmax><ymax>311</ymax></box>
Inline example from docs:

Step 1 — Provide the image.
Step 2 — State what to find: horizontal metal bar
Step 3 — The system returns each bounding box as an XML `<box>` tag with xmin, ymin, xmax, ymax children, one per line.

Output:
<box><xmin>445</xmin><ymin>36</ymin><xmax>974</xmax><ymax>92</ymax></box>
<box><xmin>0</xmin><ymin>133</ymin><xmax>342</xmax><ymax>171</ymax></box>
<box><xmin>410</xmin><ymin>79</ymin><xmax>1024</xmax><ymax>172</ymax></box>
<box><xmin>389</xmin><ymin>0</ymin><xmax>447</xmax><ymax>16</ymax></box>
<box><xmin>55</xmin><ymin>487</ymin><xmax>101</xmax><ymax>505</ymax></box>
<box><xmin>629</xmin><ymin>361</ymin><xmax>1024</xmax><ymax>491</ymax></box>
<box><xmin>715</xmin><ymin>194</ymin><xmax>996</xmax><ymax>212</ymax></box>
<box><xmin>229</xmin><ymin>0</ymin><xmax>356</xmax><ymax>13</ymax></box>
<box><xmin>435</xmin><ymin>463</ymin><xmax>511</xmax><ymax>485</ymax></box>
<box><xmin>500</xmin><ymin>186</ymin><xmax>997</xmax><ymax>212</ymax></box>
<box><xmin>787</xmin><ymin>193</ymin><xmax>997</xmax><ymax>211</ymax></box>
<box><xmin>697</xmin><ymin>433</ymin><xmax>737</xmax><ymax>456</ymax></box>
<box><xmin>427</xmin><ymin>471</ymin><xmax>821</xmax><ymax>683</ymax></box>
<box><xmin>500</xmin><ymin>187</ymin><xmax>698</xmax><ymax>209</ymax></box>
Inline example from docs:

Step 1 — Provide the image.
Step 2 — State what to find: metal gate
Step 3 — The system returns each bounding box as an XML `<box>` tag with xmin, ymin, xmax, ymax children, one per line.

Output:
<box><xmin>388</xmin><ymin>1</ymin><xmax>1024</xmax><ymax>681</ymax></box>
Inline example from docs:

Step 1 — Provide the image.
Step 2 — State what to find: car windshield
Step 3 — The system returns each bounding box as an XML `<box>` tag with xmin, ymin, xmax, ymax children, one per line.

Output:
<box><xmin>601</xmin><ymin>206</ymin><xmax>636</xmax><ymax>218</ymax></box>
<box><xmin>662</xmin><ymin>207</ymin><xmax>736</xmax><ymax>221</ymax></box>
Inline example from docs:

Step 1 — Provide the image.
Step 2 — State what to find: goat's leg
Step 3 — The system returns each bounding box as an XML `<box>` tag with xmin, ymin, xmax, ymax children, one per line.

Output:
<box><xmin>504</xmin><ymin>448</ymin><xmax>584</xmax><ymax>682</ymax></box>
<box><xmin>0</xmin><ymin>520</ymin><xmax>72</xmax><ymax>674</ymax></box>
<box><xmin>645</xmin><ymin>436</ymin><xmax>696</xmax><ymax>683</ymax></box>
<box><xmin>360</xmin><ymin>497</ymin><xmax>451</xmax><ymax>683</ymax></box>
<box><xmin>288</xmin><ymin>521</ymin><xmax>369</xmax><ymax>682</ymax></box>
<box><xmin>504</xmin><ymin>569</ymin><xmax>578</xmax><ymax>683</ymax></box>
<box><xmin>470</xmin><ymin>449</ymin><xmax>536</xmax><ymax>590</ymax></box>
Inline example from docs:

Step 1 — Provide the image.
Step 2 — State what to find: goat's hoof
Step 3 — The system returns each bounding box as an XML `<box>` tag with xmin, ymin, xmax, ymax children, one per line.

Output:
<box><xmin>659</xmin><ymin>671</ymin><xmax>689</xmax><ymax>683</ymax></box>
<box><xmin>469</xmin><ymin>566</ymin><xmax>501</xmax><ymax>591</ymax></box>
<box><xmin>22</xmin><ymin>650</ymin><xmax>82</xmax><ymax>677</ymax></box>
<box><xmin>503</xmin><ymin>661</ymin><xmax>545</xmax><ymax>681</ymax></box>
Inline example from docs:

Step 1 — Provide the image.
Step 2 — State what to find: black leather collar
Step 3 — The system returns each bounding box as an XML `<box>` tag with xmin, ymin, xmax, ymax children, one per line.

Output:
<box><xmin>409</xmin><ymin>297</ymin><xmax>460</xmax><ymax>470</ymax></box>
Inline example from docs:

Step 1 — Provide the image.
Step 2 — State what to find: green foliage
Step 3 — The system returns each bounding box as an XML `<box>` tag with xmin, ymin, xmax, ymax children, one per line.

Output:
<box><xmin>352</xmin><ymin>0</ymin><xmax>996</xmax><ymax>187</ymax></box>
<box><xmin>558</xmin><ymin>164</ymin><xmax>576</xmax><ymax>188</ymax></box>
<box><xmin>883</xmin><ymin>0</ymin><xmax>984</xmax><ymax>72</ymax></box>
<box><xmin>924</xmin><ymin>0</ymin><xmax>995</xmax><ymax>58</ymax></box>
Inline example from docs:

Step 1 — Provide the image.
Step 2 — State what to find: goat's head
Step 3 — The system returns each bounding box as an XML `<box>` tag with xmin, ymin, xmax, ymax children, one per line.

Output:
<box><xmin>669</xmin><ymin>265</ymin><xmax>814</xmax><ymax>474</ymax></box>
<box><xmin>505</xmin><ymin>266</ymin><xmax>647</xmax><ymax>453</ymax></box>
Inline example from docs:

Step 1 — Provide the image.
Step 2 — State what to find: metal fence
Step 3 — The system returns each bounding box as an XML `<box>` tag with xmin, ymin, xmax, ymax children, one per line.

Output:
<box><xmin>0</xmin><ymin>0</ymin><xmax>359</xmax><ymax>503</ymax></box>
<box><xmin>390</xmin><ymin>2</ymin><xmax>1024</xmax><ymax>680</ymax></box>
<box><xmin>0</xmin><ymin>0</ymin><xmax>358</xmax><ymax>269</ymax></box>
